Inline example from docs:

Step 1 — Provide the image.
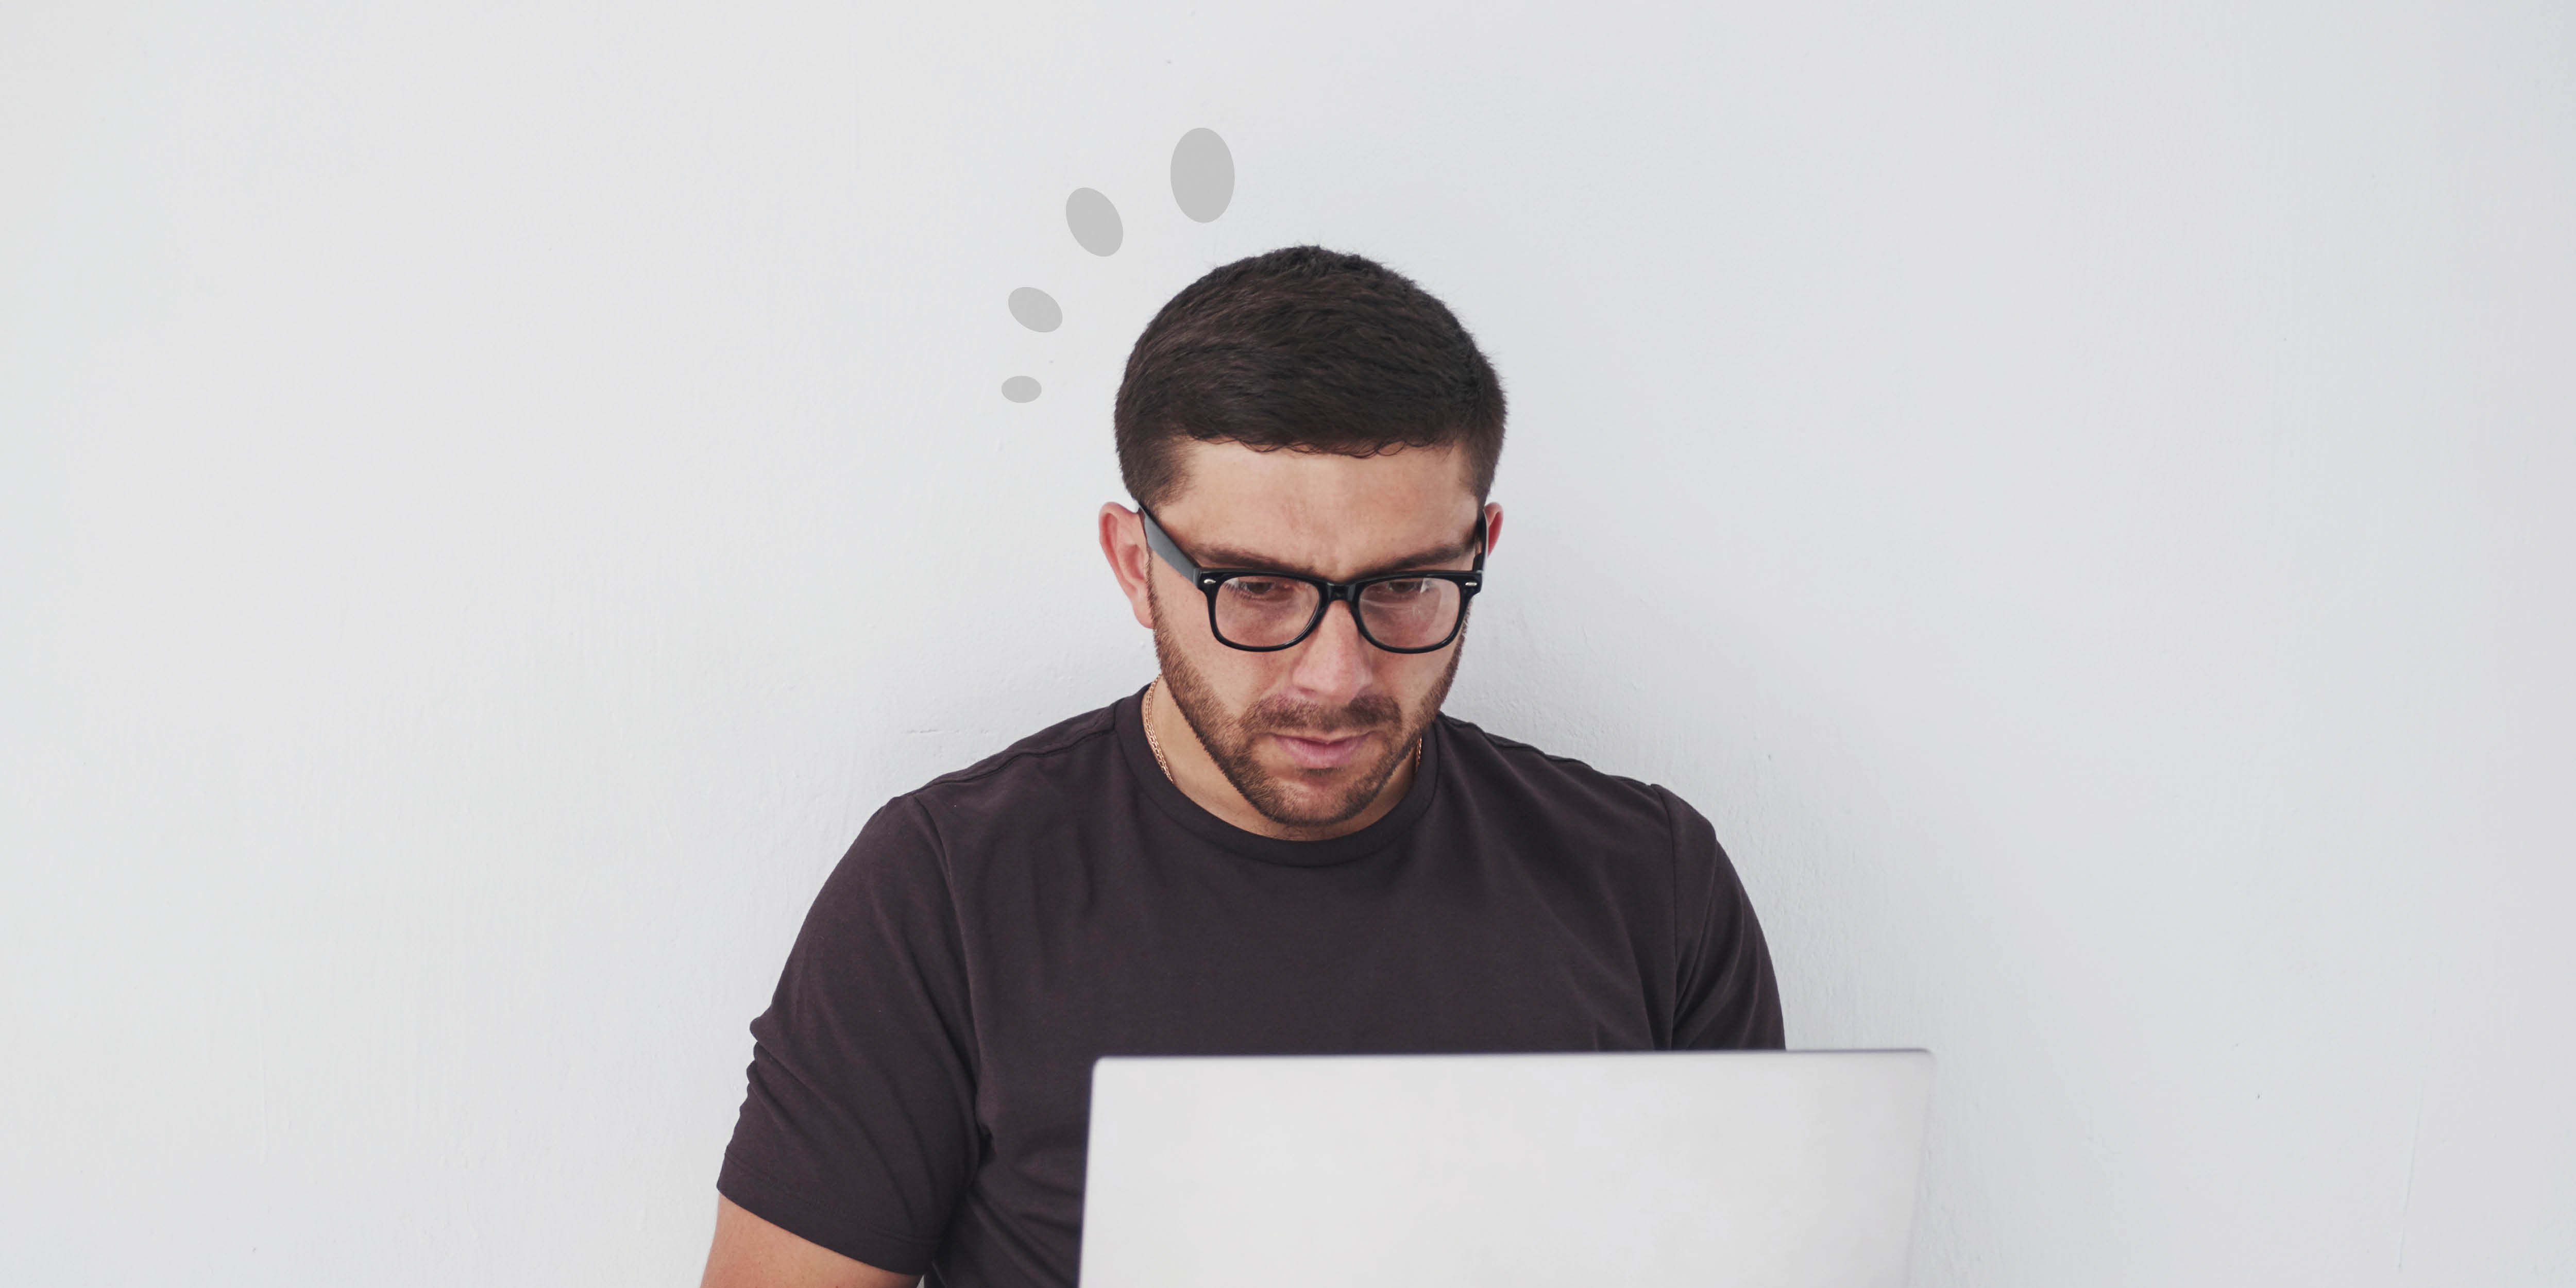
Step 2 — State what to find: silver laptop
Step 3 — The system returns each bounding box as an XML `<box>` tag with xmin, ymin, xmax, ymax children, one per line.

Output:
<box><xmin>1078</xmin><ymin>1049</ymin><xmax>1935</xmax><ymax>1288</ymax></box>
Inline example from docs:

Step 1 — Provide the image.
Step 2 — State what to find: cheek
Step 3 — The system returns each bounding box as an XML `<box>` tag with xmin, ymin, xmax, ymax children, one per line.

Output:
<box><xmin>1215</xmin><ymin>650</ymin><xmax>1303</xmax><ymax>705</ymax></box>
<box><xmin>1169</xmin><ymin>628</ymin><xmax>1280</xmax><ymax>699</ymax></box>
<box><xmin>1387</xmin><ymin>648</ymin><xmax>1461</xmax><ymax>708</ymax></box>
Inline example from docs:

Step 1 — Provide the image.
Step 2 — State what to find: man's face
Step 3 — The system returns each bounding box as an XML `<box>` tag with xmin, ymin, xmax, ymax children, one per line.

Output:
<box><xmin>1130</xmin><ymin>440</ymin><xmax>1495</xmax><ymax>832</ymax></box>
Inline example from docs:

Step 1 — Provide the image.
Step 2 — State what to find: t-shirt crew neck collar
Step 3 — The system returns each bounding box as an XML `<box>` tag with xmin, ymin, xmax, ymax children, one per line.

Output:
<box><xmin>1114</xmin><ymin>684</ymin><xmax>1440</xmax><ymax>868</ymax></box>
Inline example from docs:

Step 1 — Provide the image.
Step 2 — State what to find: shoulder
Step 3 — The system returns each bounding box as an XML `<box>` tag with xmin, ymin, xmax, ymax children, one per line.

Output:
<box><xmin>918</xmin><ymin>701</ymin><xmax>1122</xmax><ymax>792</ymax></box>
<box><xmin>1434</xmin><ymin>716</ymin><xmax>1755</xmax><ymax>963</ymax></box>
<box><xmin>819</xmin><ymin>700</ymin><xmax>1127</xmax><ymax>897</ymax></box>
<box><xmin>1435</xmin><ymin>713</ymin><xmax>1755</xmax><ymax>903</ymax></box>
<box><xmin>893</xmin><ymin>699</ymin><xmax>1130</xmax><ymax>839</ymax></box>
<box><xmin>1435</xmin><ymin>713</ymin><xmax>1687</xmax><ymax>837</ymax></box>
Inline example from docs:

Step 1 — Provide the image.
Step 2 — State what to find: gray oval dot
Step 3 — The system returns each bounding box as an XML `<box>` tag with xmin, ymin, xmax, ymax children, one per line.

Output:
<box><xmin>1171</xmin><ymin>128</ymin><xmax>1233</xmax><ymax>223</ymax></box>
<box><xmin>1065</xmin><ymin>188</ymin><xmax>1122</xmax><ymax>256</ymax></box>
<box><xmin>1001</xmin><ymin>376</ymin><xmax>1041</xmax><ymax>403</ymax></box>
<box><xmin>1008</xmin><ymin>286</ymin><xmax>1062</xmax><ymax>332</ymax></box>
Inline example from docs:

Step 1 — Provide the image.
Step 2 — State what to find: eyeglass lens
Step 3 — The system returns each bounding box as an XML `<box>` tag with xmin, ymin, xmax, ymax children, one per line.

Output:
<box><xmin>1213</xmin><ymin>575</ymin><xmax>1464</xmax><ymax>649</ymax></box>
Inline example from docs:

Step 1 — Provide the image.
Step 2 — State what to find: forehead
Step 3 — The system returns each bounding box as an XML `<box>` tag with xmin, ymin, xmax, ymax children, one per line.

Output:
<box><xmin>1157</xmin><ymin>440</ymin><xmax>1479</xmax><ymax>575</ymax></box>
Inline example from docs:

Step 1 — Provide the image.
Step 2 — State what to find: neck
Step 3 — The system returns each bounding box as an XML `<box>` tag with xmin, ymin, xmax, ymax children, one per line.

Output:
<box><xmin>1147</xmin><ymin>676</ymin><xmax>1418</xmax><ymax>842</ymax></box>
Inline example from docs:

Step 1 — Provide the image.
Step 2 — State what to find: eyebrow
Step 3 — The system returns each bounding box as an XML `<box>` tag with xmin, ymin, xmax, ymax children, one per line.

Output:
<box><xmin>1190</xmin><ymin>531</ymin><xmax>1479</xmax><ymax>581</ymax></box>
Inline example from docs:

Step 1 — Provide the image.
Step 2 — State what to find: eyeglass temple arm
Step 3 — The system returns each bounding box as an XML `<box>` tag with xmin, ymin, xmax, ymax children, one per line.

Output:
<box><xmin>1136</xmin><ymin>505</ymin><xmax>1204</xmax><ymax>582</ymax></box>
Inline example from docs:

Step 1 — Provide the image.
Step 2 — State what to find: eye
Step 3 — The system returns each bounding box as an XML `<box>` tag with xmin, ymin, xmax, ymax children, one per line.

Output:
<box><xmin>1373</xmin><ymin>578</ymin><xmax>1436</xmax><ymax>598</ymax></box>
<box><xmin>1225</xmin><ymin>577</ymin><xmax>1296</xmax><ymax>601</ymax></box>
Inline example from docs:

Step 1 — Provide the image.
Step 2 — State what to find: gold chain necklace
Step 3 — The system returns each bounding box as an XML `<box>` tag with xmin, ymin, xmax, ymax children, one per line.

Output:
<box><xmin>1143</xmin><ymin>676</ymin><xmax>1420</xmax><ymax>786</ymax></box>
<box><xmin>1144</xmin><ymin>676</ymin><xmax>1178</xmax><ymax>783</ymax></box>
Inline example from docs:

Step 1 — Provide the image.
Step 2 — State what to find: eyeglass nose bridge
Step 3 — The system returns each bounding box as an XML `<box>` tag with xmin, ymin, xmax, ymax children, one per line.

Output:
<box><xmin>1313</xmin><ymin>581</ymin><xmax>1368</xmax><ymax>639</ymax></box>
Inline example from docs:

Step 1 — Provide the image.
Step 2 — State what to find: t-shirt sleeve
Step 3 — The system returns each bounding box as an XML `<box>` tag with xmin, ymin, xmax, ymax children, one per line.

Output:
<box><xmin>1660</xmin><ymin>788</ymin><xmax>1787</xmax><ymax>1050</ymax></box>
<box><xmin>716</xmin><ymin>796</ymin><xmax>980</xmax><ymax>1275</ymax></box>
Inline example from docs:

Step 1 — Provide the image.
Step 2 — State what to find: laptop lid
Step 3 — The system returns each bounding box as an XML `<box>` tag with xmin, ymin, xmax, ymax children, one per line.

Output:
<box><xmin>1078</xmin><ymin>1049</ymin><xmax>1935</xmax><ymax>1288</ymax></box>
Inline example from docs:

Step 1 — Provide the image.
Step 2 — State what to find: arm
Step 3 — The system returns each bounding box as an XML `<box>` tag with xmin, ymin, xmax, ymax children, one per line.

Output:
<box><xmin>713</xmin><ymin>799</ymin><xmax>978</xmax><ymax>1280</ymax></box>
<box><xmin>700</xmin><ymin>1194</ymin><xmax>921</xmax><ymax>1288</ymax></box>
<box><xmin>1664</xmin><ymin>787</ymin><xmax>1787</xmax><ymax>1049</ymax></box>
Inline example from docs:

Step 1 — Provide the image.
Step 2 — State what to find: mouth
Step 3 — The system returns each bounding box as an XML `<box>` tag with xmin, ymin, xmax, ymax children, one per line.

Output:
<box><xmin>1267</xmin><ymin>730</ymin><xmax>1378</xmax><ymax>771</ymax></box>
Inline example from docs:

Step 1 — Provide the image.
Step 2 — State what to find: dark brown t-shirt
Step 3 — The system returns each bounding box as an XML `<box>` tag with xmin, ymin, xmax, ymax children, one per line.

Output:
<box><xmin>717</xmin><ymin>688</ymin><xmax>1784</xmax><ymax>1286</ymax></box>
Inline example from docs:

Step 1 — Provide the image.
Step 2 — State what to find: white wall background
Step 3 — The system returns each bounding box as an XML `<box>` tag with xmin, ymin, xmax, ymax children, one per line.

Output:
<box><xmin>5</xmin><ymin>2</ymin><xmax>2570</xmax><ymax>1283</ymax></box>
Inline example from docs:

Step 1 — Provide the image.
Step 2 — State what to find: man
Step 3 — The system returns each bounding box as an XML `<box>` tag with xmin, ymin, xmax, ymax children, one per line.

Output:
<box><xmin>701</xmin><ymin>246</ymin><xmax>1784</xmax><ymax>1288</ymax></box>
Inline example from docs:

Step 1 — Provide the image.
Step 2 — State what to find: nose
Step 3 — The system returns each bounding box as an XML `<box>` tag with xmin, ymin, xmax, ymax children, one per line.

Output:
<box><xmin>1284</xmin><ymin>594</ymin><xmax>1374</xmax><ymax>704</ymax></box>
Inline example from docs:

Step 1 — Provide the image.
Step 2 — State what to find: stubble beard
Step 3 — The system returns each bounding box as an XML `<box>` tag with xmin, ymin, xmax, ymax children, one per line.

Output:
<box><xmin>1148</xmin><ymin>582</ymin><xmax>1465</xmax><ymax>833</ymax></box>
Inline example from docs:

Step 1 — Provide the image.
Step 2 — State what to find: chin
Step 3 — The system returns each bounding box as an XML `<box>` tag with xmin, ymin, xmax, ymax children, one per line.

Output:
<box><xmin>1241</xmin><ymin>759</ymin><xmax>1395</xmax><ymax>829</ymax></box>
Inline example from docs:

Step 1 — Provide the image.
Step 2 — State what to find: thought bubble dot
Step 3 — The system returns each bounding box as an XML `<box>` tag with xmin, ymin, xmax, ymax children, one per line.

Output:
<box><xmin>1008</xmin><ymin>287</ymin><xmax>1062</xmax><ymax>332</ymax></box>
<box><xmin>1001</xmin><ymin>376</ymin><xmax>1041</xmax><ymax>403</ymax></box>
<box><xmin>1171</xmin><ymin>128</ymin><xmax>1233</xmax><ymax>223</ymax></box>
<box><xmin>1065</xmin><ymin>188</ymin><xmax>1122</xmax><ymax>256</ymax></box>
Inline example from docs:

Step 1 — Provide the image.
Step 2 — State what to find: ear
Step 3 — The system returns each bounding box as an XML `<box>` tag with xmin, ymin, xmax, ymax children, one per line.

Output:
<box><xmin>1481</xmin><ymin>501</ymin><xmax>1504</xmax><ymax>555</ymax></box>
<box><xmin>1099</xmin><ymin>502</ymin><xmax>1158</xmax><ymax>631</ymax></box>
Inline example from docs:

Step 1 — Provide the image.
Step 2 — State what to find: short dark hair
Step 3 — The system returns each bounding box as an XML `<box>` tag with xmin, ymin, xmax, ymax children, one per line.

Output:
<box><xmin>1114</xmin><ymin>245</ymin><xmax>1506</xmax><ymax>510</ymax></box>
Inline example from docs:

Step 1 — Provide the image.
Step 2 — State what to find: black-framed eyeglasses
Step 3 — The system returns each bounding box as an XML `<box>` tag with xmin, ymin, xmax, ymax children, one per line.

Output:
<box><xmin>1138</xmin><ymin>504</ymin><xmax>1486</xmax><ymax>653</ymax></box>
